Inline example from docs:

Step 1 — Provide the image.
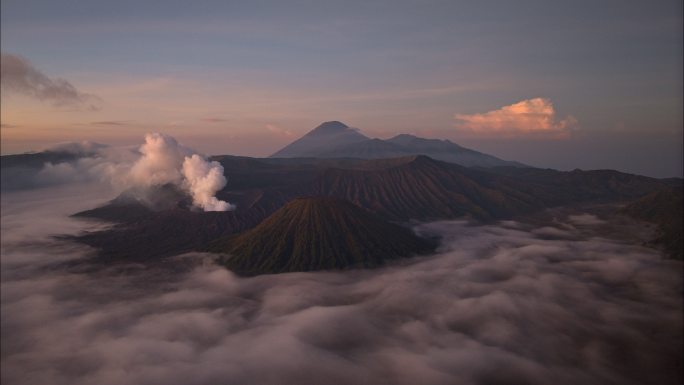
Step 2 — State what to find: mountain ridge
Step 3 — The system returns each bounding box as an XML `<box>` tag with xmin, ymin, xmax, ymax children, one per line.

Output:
<box><xmin>69</xmin><ymin>154</ymin><xmax>672</xmax><ymax>262</ymax></box>
<box><xmin>269</xmin><ymin>121</ymin><xmax>527</xmax><ymax>168</ymax></box>
<box><xmin>621</xmin><ymin>187</ymin><xmax>683</xmax><ymax>259</ymax></box>
<box><xmin>270</xmin><ymin>121</ymin><xmax>369</xmax><ymax>158</ymax></box>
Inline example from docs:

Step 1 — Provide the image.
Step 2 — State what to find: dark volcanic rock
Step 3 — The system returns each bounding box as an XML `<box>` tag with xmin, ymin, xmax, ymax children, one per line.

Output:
<box><xmin>72</xmin><ymin>208</ymin><xmax>269</xmax><ymax>262</ymax></box>
<box><xmin>621</xmin><ymin>188</ymin><xmax>683</xmax><ymax>259</ymax></box>
<box><xmin>70</xmin><ymin>155</ymin><xmax>671</xmax><ymax>263</ymax></box>
<box><xmin>312</xmin><ymin>155</ymin><xmax>540</xmax><ymax>220</ymax></box>
<box><xmin>209</xmin><ymin>197</ymin><xmax>436</xmax><ymax>275</ymax></box>
<box><xmin>73</xmin><ymin>184</ymin><xmax>191</xmax><ymax>222</ymax></box>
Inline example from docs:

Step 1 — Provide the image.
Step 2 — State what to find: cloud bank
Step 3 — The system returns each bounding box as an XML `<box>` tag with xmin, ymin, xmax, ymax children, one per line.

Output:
<box><xmin>1</xmin><ymin>184</ymin><xmax>681</xmax><ymax>385</ymax></box>
<box><xmin>454</xmin><ymin>98</ymin><xmax>578</xmax><ymax>138</ymax></box>
<box><xmin>0</xmin><ymin>53</ymin><xmax>102</xmax><ymax>110</ymax></box>
<box><xmin>44</xmin><ymin>141</ymin><xmax>110</xmax><ymax>155</ymax></box>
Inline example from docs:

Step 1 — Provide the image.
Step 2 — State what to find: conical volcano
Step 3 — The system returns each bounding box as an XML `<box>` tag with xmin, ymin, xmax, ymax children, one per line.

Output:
<box><xmin>210</xmin><ymin>197</ymin><xmax>435</xmax><ymax>275</ymax></box>
<box><xmin>270</xmin><ymin>121</ymin><xmax>368</xmax><ymax>157</ymax></box>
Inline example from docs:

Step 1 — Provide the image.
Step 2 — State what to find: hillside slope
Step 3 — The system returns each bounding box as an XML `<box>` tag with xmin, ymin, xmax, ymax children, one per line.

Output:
<box><xmin>270</xmin><ymin>121</ymin><xmax>368</xmax><ymax>158</ymax></box>
<box><xmin>312</xmin><ymin>155</ymin><xmax>540</xmax><ymax>220</ymax></box>
<box><xmin>621</xmin><ymin>188</ymin><xmax>683</xmax><ymax>259</ymax></box>
<box><xmin>209</xmin><ymin>197</ymin><xmax>435</xmax><ymax>275</ymax></box>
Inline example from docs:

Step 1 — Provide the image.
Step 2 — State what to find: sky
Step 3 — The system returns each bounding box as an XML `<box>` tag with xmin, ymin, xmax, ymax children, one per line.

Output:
<box><xmin>1</xmin><ymin>0</ymin><xmax>682</xmax><ymax>177</ymax></box>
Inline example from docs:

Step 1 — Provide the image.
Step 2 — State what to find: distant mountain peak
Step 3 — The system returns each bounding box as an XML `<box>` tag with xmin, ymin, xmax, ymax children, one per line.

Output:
<box><xmin>270</xmin><ymin>121</ymin><xmax>368</xmax><ymax>158</ymax></box>
<box><xmin>270</xmin><ymin>121</ymin><xmax>525</xmax><ymax>168</ymax></box>
<box><xmin>307</xmin><ymin>121</ymin><xmax>350</xmax><ymax>135</ymax></box>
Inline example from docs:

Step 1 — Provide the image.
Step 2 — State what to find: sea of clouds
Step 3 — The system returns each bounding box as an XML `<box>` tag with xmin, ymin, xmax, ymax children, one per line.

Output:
<box><xmin>1</xmin><ymin>181</ymin><xmax>682</xmax><ymax>385</ymax></box>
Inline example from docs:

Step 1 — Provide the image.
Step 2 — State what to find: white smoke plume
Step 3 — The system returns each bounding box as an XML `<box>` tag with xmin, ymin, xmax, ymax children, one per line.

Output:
<box><xmin>128</xmin><ymin>133</ymin><xmax>234</xmax><ymax>211</ymax></box>
<box><xmin>182</xmin><ymin>154</ymin><xmax>234</xmax><ymax>211</ymax></box>
<box><xmin>128</xmin><ymin>133</ymin><xmax>190</xmax><ymax>187</ymax></box>
<box><xmin>2</xmin><ymin>133</ymin><xmax>234</xmax><ymax>212</ymax></box>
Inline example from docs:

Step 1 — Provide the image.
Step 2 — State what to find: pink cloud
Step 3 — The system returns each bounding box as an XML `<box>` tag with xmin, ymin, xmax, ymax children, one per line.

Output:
<box><xmin>454</xmin><ymin>98</ymin><xmax>577</xmax><ymax>138</ymax></box>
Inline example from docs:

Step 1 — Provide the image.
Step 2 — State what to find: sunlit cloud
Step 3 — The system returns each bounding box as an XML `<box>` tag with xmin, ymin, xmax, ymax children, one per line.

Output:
<box><xmin>454</xmin><ymin>98</ymin><xmax>577</xmax><ymax>138</ymax></box>
<box><xmin>0</xmin><ymin>53</ymin><xmax>102</xmax><ymax>110</ymax></box>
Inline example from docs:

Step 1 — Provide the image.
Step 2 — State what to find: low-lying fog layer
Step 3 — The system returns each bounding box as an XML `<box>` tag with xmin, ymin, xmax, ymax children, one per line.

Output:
<box><xmin>1</xmin><ymin>184</ymin><xmax>682</xmax><ymax>385</ymax></box>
